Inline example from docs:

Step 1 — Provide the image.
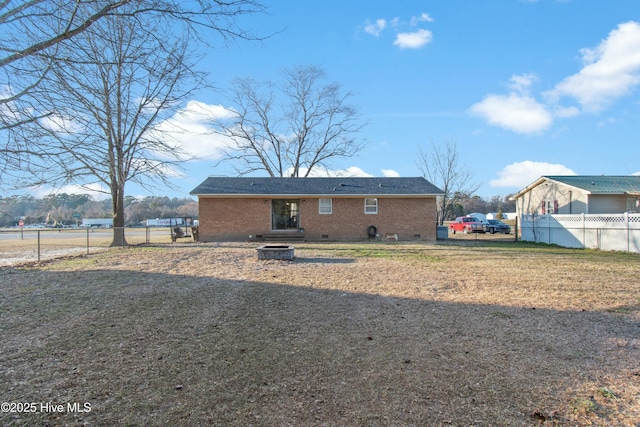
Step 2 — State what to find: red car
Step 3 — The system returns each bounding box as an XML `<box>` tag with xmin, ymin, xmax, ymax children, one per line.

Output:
<box><xmin>449</xmin><ymin>216</ymin><xmax>484</xmax><ymax>234</ymax></box>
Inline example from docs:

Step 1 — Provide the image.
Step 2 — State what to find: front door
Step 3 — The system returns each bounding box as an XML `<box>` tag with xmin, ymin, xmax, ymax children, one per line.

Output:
<box><xmin>272</xmin><ymin>199</ymin><xmax>299</xmax><ymax>230</ymax></box>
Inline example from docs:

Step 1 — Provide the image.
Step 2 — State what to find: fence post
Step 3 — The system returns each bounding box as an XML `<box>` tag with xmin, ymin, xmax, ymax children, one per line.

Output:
<box><xmin>581</xmin><ymin>213</ymin><xmax>585</xmax><ymax>248</ymax></box>
<box><xmin>86</xmin><ymin>228</ymin><xmax>90</xmax><ymax>255</ymax></box>
<box><xmin>515</xmin><ymin>216</ymin><xmax>518</xmax><ymax>242</ymax></box>
<box><xmin>625</xmin><ymin>212</ymin><xmax>629</xmax><ymax>252</ymax></box>
<box><xmin>37</xmin><ymin>230</ymin><xmax>41</xmax><ymax>262</ymax></box>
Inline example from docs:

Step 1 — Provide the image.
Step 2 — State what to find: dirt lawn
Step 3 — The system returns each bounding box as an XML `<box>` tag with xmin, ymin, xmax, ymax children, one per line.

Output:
<box><xmin>1</xmin><ymin>241</ymin><xmax>639</xmax><ymax>426</ymax></box>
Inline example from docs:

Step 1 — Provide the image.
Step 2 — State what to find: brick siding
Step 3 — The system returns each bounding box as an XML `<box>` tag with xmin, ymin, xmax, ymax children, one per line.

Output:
<box><xmin>198</xmin><ymin>198</ymin><xmax>271</xmax><ymax>241</ymax></box>
<box><xmin>197</xmin><ymin>196</ymin><xmax>437</xmax><ymax>242</ymax></box>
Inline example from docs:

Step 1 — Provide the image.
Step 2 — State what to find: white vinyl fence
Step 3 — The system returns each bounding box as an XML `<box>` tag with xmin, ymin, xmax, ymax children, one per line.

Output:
<box><xmin>520</xmin><ymin>213</ymin><xmax>640</xmax><ymax>253</ymax></box>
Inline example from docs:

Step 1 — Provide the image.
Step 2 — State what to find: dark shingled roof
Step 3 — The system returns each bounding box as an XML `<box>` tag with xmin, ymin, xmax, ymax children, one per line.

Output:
<box><xmin>190</xmin><ymin>177</ymin><xmax>443</xmax><ymax>197</ymax></box>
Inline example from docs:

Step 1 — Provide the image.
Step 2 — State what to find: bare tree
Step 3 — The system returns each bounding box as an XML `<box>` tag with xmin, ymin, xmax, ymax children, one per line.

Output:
<box><xmin>1</xmin><ymin>1</ymin><xmax>132</xmax><ymax>135</ymax></box>
<box><xmin>1</xmin><ymin>2</ymin><xmax>132</xmax><ymax>67</ymax></box>
<box><xmin>26</xmin><ymin>13</ymin><xmax>196</xmax><ymax>245</ymax></box>
<box><xmin>416</xmin><ymin>142</ymin><xmax>479</xmax><ymax>225</ymax></box>
<box><xmin>1</xmin><ymin>0</ymin><xmax>263</xmax><ymax>91</ymax></box>
<box><xmin>1</xmin><ymin>0</ymin><xmax>264</xmax><ymax>174</ymax></box>
<box><xmin>217</xmin><ymin>65</ymin><xmax>365</xmax><ymax>177</ymax></box>
<box><xmin>10</xmin><ymin>0</ymin><xmax>264</xmax><ymax>246</ymax></box>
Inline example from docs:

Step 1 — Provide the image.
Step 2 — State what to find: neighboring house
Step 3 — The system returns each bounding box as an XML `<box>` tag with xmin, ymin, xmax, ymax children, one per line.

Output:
<box><xmin>467</xmin><ymin>212</ymin><xmax>486</xmax><ymax>222</ymax></box>
<box><xmin>486</xmin><ymin>212</ymin><xmax>517</xmax><ymax>220</ymax></box>
<box><xmin>190</xmin><ymin>177</ymin><xmax>444</xmax><ymax>242</ymax></box>
<box><xmin>513</xmin><ymin>175</ymin><xmax>640</xmax><ymax>217</ymax></box>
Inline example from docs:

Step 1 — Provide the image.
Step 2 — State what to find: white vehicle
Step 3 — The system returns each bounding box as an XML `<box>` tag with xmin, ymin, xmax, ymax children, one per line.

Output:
<box><xmin>81</xmin><ymin>218</ymin><xmax>113</xmax><ymax>228</ymax></box>
<box><xmin>467</xmin><ymin>212</ymin><xmax>486</xmax><ymax>222</ymax></box>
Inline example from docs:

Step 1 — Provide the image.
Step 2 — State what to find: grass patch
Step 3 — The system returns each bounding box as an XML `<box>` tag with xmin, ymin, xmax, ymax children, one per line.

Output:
<box><xmin>596</xmin><ymin>387</ymin><xmax>617</xmax><ymax>400</ymax></box>
<box><xmin>297</xmin><ymin>242</ymin><xmax>445</xmax><ymax>263</ymax></box>
<box><xmin>606</xmin><ymin>304</ymin><xmax>639</xmax><ymax>314</ymax></box>
<box><xmin>571</xmin><ymin>397</ymin><xmax>600</xmax><ymax>415</ymax></box>
<box><xmin>1</xmin><ymin>242</ymin><xmax>638</xmax><ymax>426</ymax></box>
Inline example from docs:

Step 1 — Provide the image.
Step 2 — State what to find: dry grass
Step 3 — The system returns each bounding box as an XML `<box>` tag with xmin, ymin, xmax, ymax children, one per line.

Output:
<box><xmin>1</xmin><ymin>241</ymin><xmax>639</xmax><ymax>426</ymax></box>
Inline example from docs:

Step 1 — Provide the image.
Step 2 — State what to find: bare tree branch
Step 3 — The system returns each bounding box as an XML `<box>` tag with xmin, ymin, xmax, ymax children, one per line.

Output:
<box><xmin>9</xmin><ymin>8</ymin><xmax>211</xmax><ymax>245</ymax></box>
<box><xmin>0</xmin><ymin>1</ymin><xmax>131</xmax><ymax>68</ymax></box>
<box><xmin>1</xmin><ymin>0</ymin><xmax>266</xmax><ymax>157</ymax></box>
<box><xmin>1</xmin><ymin>1</ymin><xmax>265</xmax><ymax>67</ymax></box>
<box><xmin>217</xmin><ymin>65</ymin><xmax>365</xmax><ymax>177</ymax></box>
<box><xmin>416</xmin><ymin>141</ymin><xmax>479</xmax><ymax>225</ymax></box>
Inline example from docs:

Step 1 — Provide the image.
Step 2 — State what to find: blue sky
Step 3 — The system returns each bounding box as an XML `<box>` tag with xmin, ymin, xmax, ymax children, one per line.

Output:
<box><xmin>42</xmin><ymin>0</ymin><xmax>640</xmax><ymax>199</ymax></box>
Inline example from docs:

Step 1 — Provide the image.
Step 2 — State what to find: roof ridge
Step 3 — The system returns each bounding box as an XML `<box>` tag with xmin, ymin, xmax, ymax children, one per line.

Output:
<box><xmin>190</xmin><ymin>176</ymin><xmax>444</xmax><ymax>196</ymax></box>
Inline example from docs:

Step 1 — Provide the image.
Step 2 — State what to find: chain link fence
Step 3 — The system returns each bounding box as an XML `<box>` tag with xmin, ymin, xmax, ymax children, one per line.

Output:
<box><xmin>0</xmin><ymin>227</ymin><xmax>195</xmax><ymax>266</ymax></box>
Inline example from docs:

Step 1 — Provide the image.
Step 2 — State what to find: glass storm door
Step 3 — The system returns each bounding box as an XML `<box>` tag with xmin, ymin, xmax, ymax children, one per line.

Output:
<box><xmin>272</xmin><ymin>199</ymin><xmax>299</xmax><ymax>230</ymax></box>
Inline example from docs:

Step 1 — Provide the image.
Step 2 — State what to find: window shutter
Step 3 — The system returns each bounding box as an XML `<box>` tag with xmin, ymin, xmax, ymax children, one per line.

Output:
<box><xmin>553</xmin><ymin>200</ymin><xmax>558</xmax><ymax>214</ymax></box>
<box><xmin>541</xmin><ymin>201</ymin><xmax>546</xmax><ymax>214</ymax></box>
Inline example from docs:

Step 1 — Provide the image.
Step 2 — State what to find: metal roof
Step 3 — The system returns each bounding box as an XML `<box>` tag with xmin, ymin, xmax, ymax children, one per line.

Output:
<box><xmin>544</xmin><ymin>175</ymin><xmax>640</xmax><ymax>194</ymax></box>
<box><xmin>513</xmin><ymin>175</ymin><xmax>640</xmax><ymax>198</ymax></box>
<box><xmin>190</xmin><ymin>177</ymin><xmax>444</xmax><ymax>197</ymax></box>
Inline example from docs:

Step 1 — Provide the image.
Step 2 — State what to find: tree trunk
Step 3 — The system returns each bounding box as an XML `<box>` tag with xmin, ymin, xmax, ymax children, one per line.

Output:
<box><xmin>110</xmin><ymin>183</ymin><xmax>127</xmax><ymax>247</ymax></box>
<box><xmin>438</xmin><ymin>196</ymin><xmax>447</xmax><ymax>226</ymax></box>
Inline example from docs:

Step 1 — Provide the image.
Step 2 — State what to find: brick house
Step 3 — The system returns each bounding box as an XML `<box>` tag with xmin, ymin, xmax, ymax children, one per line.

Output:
<box><xmin>190</xmin><ymin>177</ymin><xmax>443</xmax><ymax>242</ymax></box>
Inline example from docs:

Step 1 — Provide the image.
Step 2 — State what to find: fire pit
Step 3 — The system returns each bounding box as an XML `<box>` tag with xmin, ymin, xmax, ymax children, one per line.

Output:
<box><xmin>256</xmin><ymin>245</ymin><xmax>295</xmax><ymax>261</ymax></box>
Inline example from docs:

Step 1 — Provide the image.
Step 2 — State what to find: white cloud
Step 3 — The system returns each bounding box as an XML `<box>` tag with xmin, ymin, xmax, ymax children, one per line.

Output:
<box><xmin>286</xmin><ymin>167</ymin><xmax>399</xmax><ymax>178</ymax></box>
<box><xmin>39</xmin><ymin>113</ymin><xmax>83</xmax><ymax>134</ymax></box>
<box><xmin>150</xmin><ymin>100</ymin><xmax>236</xmax><ymax>160</ymax></box>
<box><xmin>30</xmin><ymin>183</ymin><xmax>110</xmax><ymax>200</ymax></box>
<box><xmin>175</xmin><ymin>100</ymin><xmax>236</xmax><ymax>122</ymax></box>
<box><xmin>381</xmin><ymin>169</ymin><xmax>400</xmax><ymax>177</ymax></box>
<box><xmin>470</xmin><ymin>93</ymin><xmax>552</xmax><ymax>134</ymax></box>
<box><xmin>490</xmin><ymin>161</ymin><xmax>576</xmax><ymax>188</ymax></box>
<box><xmin>293</xmin><ymin>166</ymin><xmax>374</xmax><ymax>177</ymax></box>
<box><xmin>470</xmin><ymin>74</ymin><xmax>553</xmax><ymax>134</ymax></box>
<box><xmin>393</xmin><ymin>29</ymin><xmax>433</xmax><ymax>49</ymax></box>
<box><xmin>544</xmin><ymin>21</ymin><xmax>640</xmax><ymax>112</ymax></box>
<box><xmin>363</xmin><ymin>13</ymin><xmax>434</xmax><ymax>50</ymax></box>
<box><xmin>550</xmin><ymin>105</ymin><xmax>580</xmax><ymax>118</ymax></box>
<box><xmin>508</xmin><ymin>73</ymin><xmax>538</xmax><ymax>93</ymax></box>
<box><xmin>410</xmin><ymin>13</ymin><xmax>434</xmax><ymax>26</ymax></box>
<box><xmin>364</xmin><ymin>19</ymin><xmax>386</xmax><ymax>37</ymax></box>
<box><xmin>473</xmin><ymin>21</ymin><xmax>640</xmax><ymax>134</ymax></box>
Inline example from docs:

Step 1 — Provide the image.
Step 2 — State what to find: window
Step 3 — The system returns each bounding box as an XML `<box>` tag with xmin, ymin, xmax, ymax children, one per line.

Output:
<box><xmin>541</xmin><ymin>200</ymin><xmax>558</xmax><ymax>214</ymax></box>
<box><xmin>319</xmin><ymin>198</ymin><xmax>332</xmax><ymax>214</ymax></box>
<box><xmin>365</xmin><ymin>198</ymin><xmax>378</xmax><ymax>214</ymax></box>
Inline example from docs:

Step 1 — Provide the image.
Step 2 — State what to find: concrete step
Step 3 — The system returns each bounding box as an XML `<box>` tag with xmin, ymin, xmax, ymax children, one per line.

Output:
<box><xmin>263</xmin><ymin>232</ymin><xmax>305</xmax><ymax>242</ymax></box>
